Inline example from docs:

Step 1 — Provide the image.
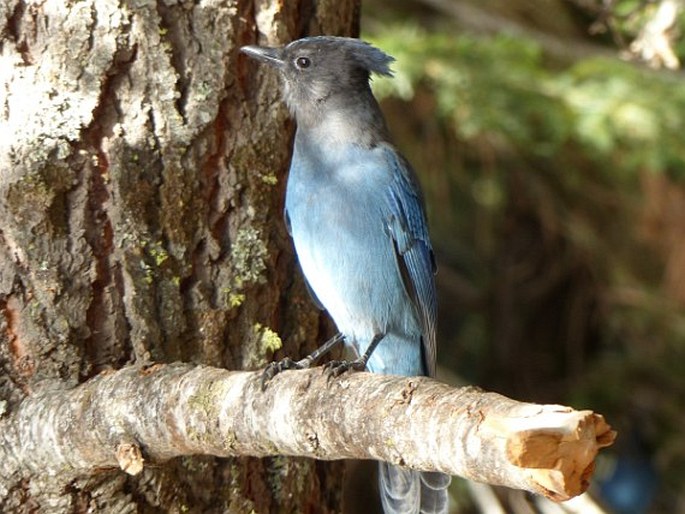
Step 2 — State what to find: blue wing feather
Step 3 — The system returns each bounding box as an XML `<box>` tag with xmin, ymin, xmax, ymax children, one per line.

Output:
<box><xmin>382</xmin><ymin>146</ymin><xmax>437</xmax><ymax>377</ymax></box>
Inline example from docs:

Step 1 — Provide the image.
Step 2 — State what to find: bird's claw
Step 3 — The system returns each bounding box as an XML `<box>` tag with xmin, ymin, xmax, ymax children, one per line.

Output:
<box><xmin>261</xmin><ymin>358</ymin><xmax>306</xmax><ymax>391</ymax></box>
<box><xmin>323</xmin><ymin>359</ymin><xmax>366</xmax><ymax>381</ymax></box>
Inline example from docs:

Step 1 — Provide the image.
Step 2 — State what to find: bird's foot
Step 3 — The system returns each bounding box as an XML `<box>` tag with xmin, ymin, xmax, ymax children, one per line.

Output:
<box><xmin>261</xmin><ymin>357</ymin><xmax>310</xmax><ymax>391</ymax></box>
<box><xmin>323</xmin><ymin>359</ymin><xmax>366</xmax><ymax>381</ymax></box>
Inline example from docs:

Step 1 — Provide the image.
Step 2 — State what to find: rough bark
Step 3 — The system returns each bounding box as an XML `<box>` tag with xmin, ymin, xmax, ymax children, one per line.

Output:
<box><xmin>0</xmin><ymin>363</ymin><xmax>616</xmax><ymax>503</ymax></box>
<box><xmin>0</xmin><ymin>0</ymin><xmax>359</xmax><ymax>511</ymax></box>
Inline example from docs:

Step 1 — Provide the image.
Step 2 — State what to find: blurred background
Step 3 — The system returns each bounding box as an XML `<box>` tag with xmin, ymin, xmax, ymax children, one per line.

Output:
<box><xmin>345</xmin><ymin>0</ymin><xmax>685</xmax><ymax>512</ymax></box>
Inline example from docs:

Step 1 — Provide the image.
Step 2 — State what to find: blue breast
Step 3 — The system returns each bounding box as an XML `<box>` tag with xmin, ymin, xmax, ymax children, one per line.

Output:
<box><xmin>285</xmin><ymin>135</ymin><xmax>426</xmax><ymax>376</ymax></box>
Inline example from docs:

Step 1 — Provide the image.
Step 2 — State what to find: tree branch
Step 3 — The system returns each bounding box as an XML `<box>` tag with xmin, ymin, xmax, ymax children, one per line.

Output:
<box><xmin>414</xmin><ymin>0</ymin><xmax>616</xmax><ymax>62</ymax></box>
<box><xmin>0</xmin><ymin>363</ymin><xmax>615</xmax><ymax>501</ymax></box>
<box><xmin>629</xmin><ymin>0</ymin><xmax>683</xmax><ymax>69</ymax></box>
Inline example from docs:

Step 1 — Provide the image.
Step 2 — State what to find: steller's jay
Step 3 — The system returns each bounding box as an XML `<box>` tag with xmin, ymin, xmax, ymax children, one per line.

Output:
<box><xmin>242</xmin><ymin>36</ymin><xmax>450</xmax><ymax>514</ymax></box>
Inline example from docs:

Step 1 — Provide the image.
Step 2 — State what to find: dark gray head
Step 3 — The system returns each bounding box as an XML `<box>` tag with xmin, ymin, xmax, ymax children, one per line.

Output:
<box><xmin>241</xmin><ymin>36</ymin><xmax>394</xmax><ymax>123</ymax></box>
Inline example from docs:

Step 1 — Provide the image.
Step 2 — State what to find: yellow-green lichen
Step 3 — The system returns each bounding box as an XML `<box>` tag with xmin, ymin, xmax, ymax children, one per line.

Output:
<box><xmin>147</xmin><ymin>241</ymin><xmax>169</xmax><ymax>267</ymax></box>
<box><xmin>260</xmin><ymin>173</ymin><xmax>278</xmax><ymax>186</ymax></box>
<box><xmin>230</xmin><ymin>292</ymin><xmax>245</xmax><ymax>308</ymax></box>
<box><xmin>242</xmin><ymin>323</ymin><xmax>284</xmax><ymax>370</ymax></box>
<box><xmin>187</xmin><ymin>387</ymin><xmax>213</xmax><ymax>415</ymax></box>
<box><xmin>253</xmin><ymin>323</ymin><xmax>283</xmax><ymax>355</ymax></box>
<box><xmin>231</xmin><ymin>226</ymin><xmax>268</xmax><ymax>289</ymax></box>
<box><xmin>132</xmin><ymin>239</ymin><xmax>172</xmax><ymax>285</ymax></box>
<box><xmin>188</xmin><ymin>380</ymin><xmax>231</xmax><ymax>420</ymax></box>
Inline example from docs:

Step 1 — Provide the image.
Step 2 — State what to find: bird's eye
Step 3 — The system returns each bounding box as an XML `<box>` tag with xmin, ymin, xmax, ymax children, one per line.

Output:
<box><xmin>295</xmin><ymin>56</ymin><xmax>311</xmax><ymax>69</ymax></box>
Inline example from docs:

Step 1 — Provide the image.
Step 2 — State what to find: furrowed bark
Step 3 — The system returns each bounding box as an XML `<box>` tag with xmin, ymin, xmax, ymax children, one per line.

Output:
<box><xmin>0</xmin><ymin>363</ymin><xmax>616</xmax><ymax>502</ymax></box>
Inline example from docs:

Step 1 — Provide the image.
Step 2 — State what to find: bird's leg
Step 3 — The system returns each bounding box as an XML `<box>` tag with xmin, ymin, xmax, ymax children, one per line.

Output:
<box><xmin>261</xmin><ymin>332</ymin><xmax>345</xmax><ymax>390</ymax></box>
<box><xmin>324</xmin><ymin>332</ymin><xmax>385</xmax><ymax>379</ymax></box>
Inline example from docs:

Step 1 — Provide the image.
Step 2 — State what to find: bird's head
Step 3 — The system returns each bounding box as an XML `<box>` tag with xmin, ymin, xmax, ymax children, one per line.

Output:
<box><xmin>241</xmin><ymin>36</ymin><xmax>394</xmax><ymax>120</ymax></box>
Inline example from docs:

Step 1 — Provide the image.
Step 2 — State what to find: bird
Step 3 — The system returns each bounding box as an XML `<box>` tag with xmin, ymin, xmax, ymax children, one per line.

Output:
<box><xmin>241</xmin><ymin>36</ymin><xmax>451</xmax><ymax>514</ymax></box>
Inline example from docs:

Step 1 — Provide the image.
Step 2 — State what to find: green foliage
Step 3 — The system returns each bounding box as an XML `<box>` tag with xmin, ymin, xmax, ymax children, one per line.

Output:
<box><xmin>369</xmin><ymin>24</ymin><xmax>685</xmax><ymax>178</ymax></box>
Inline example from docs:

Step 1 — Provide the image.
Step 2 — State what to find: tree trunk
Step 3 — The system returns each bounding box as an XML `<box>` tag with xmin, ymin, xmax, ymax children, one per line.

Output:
<box><xmin>0</xmin><ymin>0</ymin><xmax>359</xmax><ymax>511</ymax></box>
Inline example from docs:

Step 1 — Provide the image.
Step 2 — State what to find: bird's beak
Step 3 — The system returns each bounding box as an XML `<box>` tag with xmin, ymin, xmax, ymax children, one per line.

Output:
<box><xmin>240</xmin><ymin>45</ymin><xmax>285</xmax><ymax>69</ymax></box>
